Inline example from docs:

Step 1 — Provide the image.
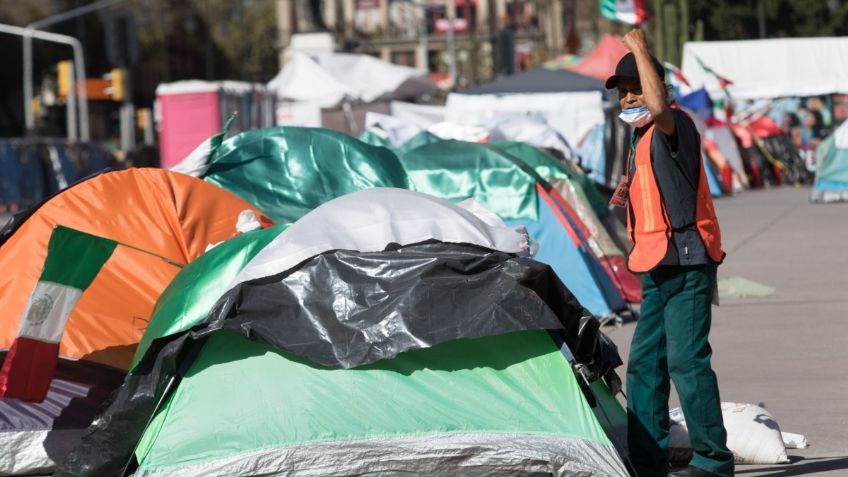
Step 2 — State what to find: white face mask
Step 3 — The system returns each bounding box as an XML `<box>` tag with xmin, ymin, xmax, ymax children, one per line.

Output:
<box><xmin>619</xmin><ymin>105</ymin><xmax>653</xmax><ymax>128</ymax></box>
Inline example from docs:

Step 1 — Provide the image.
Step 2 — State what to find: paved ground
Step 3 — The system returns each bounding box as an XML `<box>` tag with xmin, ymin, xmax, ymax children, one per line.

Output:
<box><xmin>605</xmin><ymin>186</ymin><xmax>848</xmax><ymax>476</ymax></box>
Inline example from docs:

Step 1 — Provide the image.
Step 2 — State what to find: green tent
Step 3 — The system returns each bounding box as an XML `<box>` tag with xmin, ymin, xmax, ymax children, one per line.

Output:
<box><xmin>132</xmin><ymin>225</ymin><xmax>283</xmax><ymax>367</ymax></box>
<box><xmin>61</xmin><ymin>189</ymin><xmax>628</xmax><ymax>477</ymax></box>
<box><xmin>132</xmin><ymin>330</ymin><xmax>624</xmax><ymax>476</ymax></box>
<box><xmin>201</xmin><ymin>127</ymin><xmax>409</xmax><ymax>225</ymax></box>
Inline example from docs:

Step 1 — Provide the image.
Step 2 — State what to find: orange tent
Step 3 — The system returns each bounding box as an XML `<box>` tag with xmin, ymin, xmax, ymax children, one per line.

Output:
<box><xmin>569</xmin><ymin>34</ymin><xmax>629</xmax><ymax>82</ymax></box>
<box><xmin>0</xmin><ymin>169</ymin><xmax>263</xmax><ymax>373</ymax></box>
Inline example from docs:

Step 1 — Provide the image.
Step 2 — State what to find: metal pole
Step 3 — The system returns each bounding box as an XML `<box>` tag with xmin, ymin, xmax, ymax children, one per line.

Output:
<box><xmin>23</xmin><ymin>0</ymin><xmax>125</xmax><ymax>137</ymax></box>
<box><xmin>142</xmin><ymin>109</ymin><xmax>154</xmax><ymax>145</ymax></box>
<box><xmin>1</xmin><ymin>23</ymin><xmax>89</xmax><ymax>141</ymax></box>
<box><xmin>446</xmin><ymin>0</ymin><xmax>457</xmax><ymax>86</ymax></box>
<box><xmin>419</xmin><ymin>1</ymin><xmax>428</xmax><ymax>71</ymax></box>
<box><xmin>23</xmin><ymin>31</ymin><xmax>34</xmax><ymax>133</ymax></box>
<box><xmin>66</xmin><ymin>60</ymin><xmax>78</xmax><ymax>141</ymax></box>
<box><xmin>121</xmin><ymin>102</ymin><xmax>135</xmax><ymax>151</ymax></box>
<box><xmin>757</xmin><ymin>0</ymin><xmax>767</xmax><ymax>39</ymax></box>
<box><xmin>71</xmin><ymin>41</ymin><xmax>89</xmax><ymax>141</ymax></box>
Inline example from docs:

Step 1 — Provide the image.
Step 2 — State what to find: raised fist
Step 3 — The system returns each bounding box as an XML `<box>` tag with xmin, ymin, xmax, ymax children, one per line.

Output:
<box><xmin>622</xmin><ymin>28</ymin><xmax>649</xmax><ymax>53</ymax></box>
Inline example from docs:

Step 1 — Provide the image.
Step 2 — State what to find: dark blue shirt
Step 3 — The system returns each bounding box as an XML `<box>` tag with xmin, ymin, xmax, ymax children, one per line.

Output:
<box><xmin>633</xmin><ymin>109</ymin><xmax>710</xmax><ymax>266</ymax></box>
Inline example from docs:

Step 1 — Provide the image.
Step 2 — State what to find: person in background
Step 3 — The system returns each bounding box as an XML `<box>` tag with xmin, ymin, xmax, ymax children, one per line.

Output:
<box><xmin>495</xmin><ymin>15</ymin><xmax>516</xmax><ymax>77</ymax></box>
<box><xmin>782</xmin><ymin>112</ymin><xmax>803</xmax><ymax>150</ymax></box>
<box><xmin>801</xmin><ymin>109</ymin><xmax>823</xmax><ymax>145</ymax></box>
<box><xmin>606</xmin><ymin>28</ymin><xmax>734</xmax><ymax>477</ymax></box>
<box><xmin>808</xmin><ymin>96</ymin><xmax>832</xmax><ymax>130</ymax></box>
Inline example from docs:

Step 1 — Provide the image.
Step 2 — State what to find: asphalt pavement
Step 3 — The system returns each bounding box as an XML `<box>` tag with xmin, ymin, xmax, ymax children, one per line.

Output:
<box><xmin>605</xmin><ymin>186</ymin><xmax>848</xmax><ymax>476</ymax></box>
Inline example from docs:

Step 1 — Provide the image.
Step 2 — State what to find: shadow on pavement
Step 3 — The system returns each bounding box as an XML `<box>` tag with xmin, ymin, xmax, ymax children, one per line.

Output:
<box><xmin>736</xmin><ymin>456</ymin><xmax>848</xmax><ymax>476</ymax></box>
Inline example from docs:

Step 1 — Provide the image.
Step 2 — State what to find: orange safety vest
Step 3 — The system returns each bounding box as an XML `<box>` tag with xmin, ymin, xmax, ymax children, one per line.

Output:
<box><xmin>626</xmin><ymin>124</ymin><xmax>724</xmax><ymax>273</ymax></box>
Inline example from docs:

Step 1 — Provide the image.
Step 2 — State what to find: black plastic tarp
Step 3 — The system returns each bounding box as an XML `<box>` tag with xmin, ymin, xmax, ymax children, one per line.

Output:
<box><xmin>58</xmin><ymin>242</ymin><xmax>597</xmax><ymax>476</ymax></box>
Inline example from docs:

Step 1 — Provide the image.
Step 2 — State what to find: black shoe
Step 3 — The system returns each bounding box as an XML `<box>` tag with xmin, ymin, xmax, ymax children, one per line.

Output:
<box><xmin>668</xmin><ymin>466</ymin><xmax>721</xmax><ymax>477</ymax></box>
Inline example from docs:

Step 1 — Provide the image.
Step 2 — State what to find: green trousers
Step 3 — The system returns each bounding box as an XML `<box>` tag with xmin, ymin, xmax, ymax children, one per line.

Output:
<box><xmin>627</xmin><ymin>264</ymin><xmax>734</xmax><ymax>477</ymax></box>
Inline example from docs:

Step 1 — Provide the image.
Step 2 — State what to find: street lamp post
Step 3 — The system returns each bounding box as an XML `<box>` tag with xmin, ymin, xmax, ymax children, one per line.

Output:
<box><xmin>1</xmin><ymin>23</ymin><xmax>87</xmax><ymax>141</ymax></box>
<box><xmin>23</xmin><ymin>0</ymin><xmax>126</xmax><ymax>140</ymax></box>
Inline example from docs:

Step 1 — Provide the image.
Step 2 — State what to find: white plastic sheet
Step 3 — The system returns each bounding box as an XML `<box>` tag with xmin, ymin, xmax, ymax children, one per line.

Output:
<box><xmin>485</xmin><ymin>114</ymin><xmax>577</xmax><ymax>160</ymax></box>
<box><xmin>364</xmin><ymin>112</ymin><xmax>424</xmax><ymax>147</ymax></box>
<box><xmin>390</xmin><ymin>101</ymin><xmax>446</xmax><ymax>128</ymax></box>
<box><xmin>229</xmin><ymin>188</ymin><xmax>529</xmax><ymax>287</ymax></box>
<box><xmin>445</xmin><ymin>92</ymin><xmax>605</xmax><ymax>147</ymax></box>
<box><xmin>682</xmin><ymin>38</ymin><xmax>848</xmax><ymax>100</ymax></box>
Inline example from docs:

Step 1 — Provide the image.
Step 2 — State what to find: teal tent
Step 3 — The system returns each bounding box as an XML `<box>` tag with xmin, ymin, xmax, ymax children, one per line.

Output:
<box><xmin>811</xmin><ymin>120</ymin><xmax>848</xmax><ymax>203</ymax></box>
<box><xmin>359</xmin><ymin>129</ymin><xmax>441</xmax><ymax>155</ymax></box>
<box><xmin>200</xmin><ymin>127</ymin><xmax>410</xmax><ymax>225</ymax></box>
<box><xmin>490</xmin><ymin>142</ymin><xmax>641</xmax><ymax>304</ymax></box>
<box><xmin>402</xmin><ymin>140</ymin><xmax>629</xmax><ymax>320</ymax></box>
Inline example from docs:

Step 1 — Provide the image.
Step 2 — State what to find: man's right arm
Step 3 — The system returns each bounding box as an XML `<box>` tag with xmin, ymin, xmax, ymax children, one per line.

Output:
<box><xmin>622</xmin><ymin>29</ymin><xmax>676</xmax><ymax>139</ymax></box>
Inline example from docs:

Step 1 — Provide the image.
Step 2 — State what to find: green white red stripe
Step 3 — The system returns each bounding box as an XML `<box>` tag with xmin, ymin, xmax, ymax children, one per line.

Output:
<box><xmin>600</xmin><ymin>0</ymin><xmax>646</xmax><ymax>24</ymax></box>
<box><xmin>664</xmin><ymin>62</ymin><xmax>691</xmax><ymax>87</ymax></box>
<box><xmin>0</xmin><ymin>226</ymin><xmax>116</xmax><ymax>402</ymax></box>
<box><xmin>695</xmin><ymin>55</ymin><xmax>734</xmax><ymax>90</ymax></box>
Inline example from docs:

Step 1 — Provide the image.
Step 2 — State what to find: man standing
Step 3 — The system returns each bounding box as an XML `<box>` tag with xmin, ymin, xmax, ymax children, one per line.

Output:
<box><xmin>606</xmin><ymin>29</ymin><xmax>734</xmax><ymax>477</ymax></box>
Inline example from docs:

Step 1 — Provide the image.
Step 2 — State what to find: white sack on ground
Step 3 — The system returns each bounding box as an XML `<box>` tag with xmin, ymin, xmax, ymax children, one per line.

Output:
<box><xmin>669</xmin><ymin>402</ymin><xmax>790</xmax><ymax>465</ymax></box>
<box><xmin>445</xmin><ymin>91</ymin><xmax>604</xmax><ymax>147</ymax></box>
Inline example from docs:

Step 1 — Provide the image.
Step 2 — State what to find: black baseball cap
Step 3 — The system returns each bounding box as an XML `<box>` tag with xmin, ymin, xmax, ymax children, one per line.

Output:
<box><xmin>605</xmin><ymin>52</ymin><xmax>665</xmax><ymax>89</ymax></box>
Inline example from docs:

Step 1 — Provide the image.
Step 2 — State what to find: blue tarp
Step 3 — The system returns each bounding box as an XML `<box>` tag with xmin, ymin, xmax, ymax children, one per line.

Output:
<box><xmin>508</xmin><ymin>197</ymin><xmax>625</xmax><ymax>318</ymax></box>
<box><xmin>0</xmin><ymin>142</ymin><xmax>120</xmax><ymax>212</ymax></box>
<box><xmin>0</xmin><ymin>144</ymin><xmax>22</xmax><ymax>205</ymax></box>
<box><xmin>679</xmin><ymin>89</ymin><xmax>713</xmax><ymax>121</ymax></box>
<box><xmin>703</xmin><ymin>155</ymin><xmax>723</xmax><ymax>197</ymax></box>
<box><xmin>811</xmin><ymin>122</ymin><xmax>848</xmax><ymax>202</ymax></box>
<box><xmin>577</xmin><ymin>122</ymin><xmax>607</xmax><ymax>186</ymax></box>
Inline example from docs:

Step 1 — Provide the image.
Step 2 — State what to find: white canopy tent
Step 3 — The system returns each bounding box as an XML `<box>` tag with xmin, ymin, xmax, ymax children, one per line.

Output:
<box><xmin>681</xmin><ymin>37</ymin><xmax>848</xmax><ymax>100</ymax></box>
<box><xmin>267</xmin><ymin>52</ymin><xmax>435</xmax><ymax>108</ymax></box>
<box><xmin>267</xmin><ymin>53</ymin><xmax>436</xmax><ymax>133</ymax></box>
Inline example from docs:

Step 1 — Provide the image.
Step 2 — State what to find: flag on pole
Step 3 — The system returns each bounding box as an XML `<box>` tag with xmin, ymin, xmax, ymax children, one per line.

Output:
<box><xmin>600</xmin><ymin>0</ymin><xmax>647</xmax><ymax>25</ymax></box>
<box><xmin>694</xmin><ymin>56</ymin><xmax>734</xmax><ymax>90</ymax></box>
<box><xmin>693</xmin><ymin>56</ymin><xmax>736</xmax><ymax>120</ymax></box>
<box><xmin>664</xmin><ymin>62</ymin><xmax>691</xmax><ymax>87</ymax></box>
<box><xmin>0</xmin><ymin>226</ymin><xmax>117</xmax><ymax>402</ymax></box>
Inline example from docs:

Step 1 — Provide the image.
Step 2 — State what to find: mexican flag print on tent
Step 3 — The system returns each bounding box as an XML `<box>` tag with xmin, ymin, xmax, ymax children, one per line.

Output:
<box><xmin>600</xmin><ymin>0</ymin><xmax>647</xmax><ymax>24</ymax></box>
<box><xmin>0</xmin><ymin>226</ymin><xmax>116</xmax><ymax>402</ymax></box>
